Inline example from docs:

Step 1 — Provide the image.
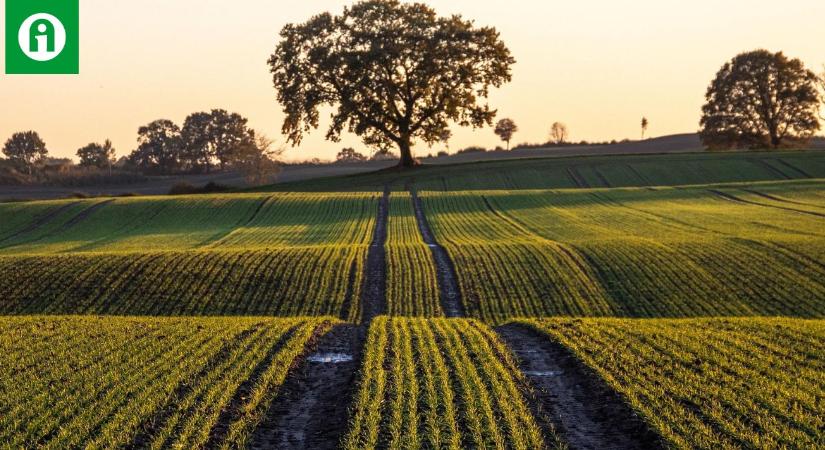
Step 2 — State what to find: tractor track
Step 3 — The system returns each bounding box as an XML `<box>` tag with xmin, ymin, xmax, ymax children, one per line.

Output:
<box><xmin>409</xmin><ymin>187</ymin><xmax>465</xmax><ymax>317</ymax></box>
<box><xmin>497</xmin><ymin>324</ymin><xmax>664</xmax><ymax>450</ymax></box>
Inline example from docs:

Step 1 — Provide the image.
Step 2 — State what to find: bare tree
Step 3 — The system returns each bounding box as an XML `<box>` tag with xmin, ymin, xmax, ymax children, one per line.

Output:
<box><xmin>231</xmin><ymin>132</ymin><xmax>284</xmax><ymax>186</ymax></box>
<box><xmin>494</xmin><ymin>118</ymin><xmax>518</xmax><ymax>150</ymax></box>
<box><xmin>550</xmin><ymin>122</ymin><xmax>569</xmax><ymax>145</ymax></box>
<box><xmin>641</xmin><ymin>117</ymin><xmax>649</xmax><ymax>139</ymax></box>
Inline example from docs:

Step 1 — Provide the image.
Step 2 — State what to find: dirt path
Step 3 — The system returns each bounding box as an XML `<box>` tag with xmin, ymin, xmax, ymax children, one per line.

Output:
<box><xmin>496</xmin><ymin>324</ymin><xmax>663</xmax><ymax>450</ymax></box>
<box><xmin>409</xmin><ymin>188</ymin><xmax>465</xmax><ymax>317</ymax></box>
<box><xmin>359</xmin><ymin>187</ymin><xmax>390</xmax><ymax>323</ymax></box>
<box><xmin>250</xmin><ymin>324</ymin><xmax>364</xmax><ymax>450</ymax></box>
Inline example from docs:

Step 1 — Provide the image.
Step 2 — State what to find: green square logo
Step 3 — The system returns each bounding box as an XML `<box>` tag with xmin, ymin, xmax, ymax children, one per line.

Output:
<box><xmin>5</xmin><ymin>0</ymin><xmax>79</xmax><ymax>74</ymax></box>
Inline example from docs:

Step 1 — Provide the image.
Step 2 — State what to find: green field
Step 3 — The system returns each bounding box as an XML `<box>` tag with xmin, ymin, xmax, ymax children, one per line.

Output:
<box><xmin>1</xmin><ymin>150</ymin><xmax>824</xmax><ymax>448</ymax></box>
<box><xmin>0</xmin><ymin>316</ymin><xmax>335</xmax><ymax>448</ymax></box>
<box><xmin>344</xmin><ymin>317</ymin><xmax>554</xmax><ymax>450</ymax></box>
<box><xmin>518</xmin><ymin>318</ymin><xmax>824</xmax><ymax>449</ymax></box>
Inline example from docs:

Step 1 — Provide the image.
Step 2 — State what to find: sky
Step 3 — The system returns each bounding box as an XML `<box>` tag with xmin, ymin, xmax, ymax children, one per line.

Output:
<box><xmin>1</xmin><ymin>0</ymin><xmax>824</xmax><ymax>162</ymax></box>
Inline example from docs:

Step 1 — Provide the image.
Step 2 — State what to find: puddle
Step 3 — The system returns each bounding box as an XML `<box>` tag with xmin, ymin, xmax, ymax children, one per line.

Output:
<box><xmin>525</xmin><ymin>370</ymin><xmax>563</xmax><ymax>377</ymax></box>
<box><xmin>308</xmin><ymin>353</ymin><xmax>353</xmax><ymax>364</ymax></box>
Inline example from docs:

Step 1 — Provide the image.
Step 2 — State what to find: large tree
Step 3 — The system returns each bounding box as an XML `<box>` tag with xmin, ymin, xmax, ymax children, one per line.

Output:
<box><xmin>268</xmin><ymin>0</ymin><xmax>515</xmax><ymax>167</ymax></box>
<box><xmin>494</xmin><ymin>118</ymin><xmax>518</xmax><ymax>150</ymax></box>
<box><xmin>129</xmin><ymin>120</ymin><xmax>182</xmax><ymax>174</ymax></box>
<box><xmin>700</xmin><ymin>50</ymin><xmax>821</xmax><ymax>149</ymax></box>
<box><xmin>2</xmin><ymin>131</ymin><xmax>48</xmax><ymax>174</ymax></box>
<box><xmin>77</xmin><ymin>140</ymin><xmax>116</xmax><ymax>169</ymax></box>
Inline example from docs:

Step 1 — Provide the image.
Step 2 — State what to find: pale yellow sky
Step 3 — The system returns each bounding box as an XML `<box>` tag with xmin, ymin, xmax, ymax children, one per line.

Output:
<box><xmin>1</xmin><ymin>0</ymin><xmax>824</xmax><ymax>162</ymax></box>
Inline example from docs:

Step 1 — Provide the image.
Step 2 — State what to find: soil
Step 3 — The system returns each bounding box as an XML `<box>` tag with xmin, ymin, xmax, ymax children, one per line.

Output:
<box><xmin>496</xmin><ymin>324</ymin><xmax>664</xmax><ymax>450</ymax></box>
<box><xmin>250</xmin><ymin>324</ymin><xmax>364</xmax><ymax>450</ymax></box>
<box><xmin>410</xmin><ymin>188</ymin><xmax>465</xmax><ymax>317</ymax></box>
<box><xmin>360</xmin><ymin>187</ymin><xmax>389</xmax><ymax>323</ymax></box>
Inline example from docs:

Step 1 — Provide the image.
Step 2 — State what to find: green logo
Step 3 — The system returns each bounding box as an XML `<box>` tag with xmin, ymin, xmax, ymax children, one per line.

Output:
<box><xmin>5</xmin><ymin>0</ymin><xmax>79</xmax><ymax>74</ymax></box>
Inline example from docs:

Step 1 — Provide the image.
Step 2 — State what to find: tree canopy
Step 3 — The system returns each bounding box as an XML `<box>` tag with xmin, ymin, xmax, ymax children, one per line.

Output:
<box><xmin>336</xmin><ymin>147</ymin><xmax>368</xmax><ymax>163</ymax></box>
<box><xmin>129</xmin><ymin>120</ymin><xmax>183</xmax><ymax>174</ymax></box>
<box><xmin>268</xmin><ymin>0</ymin><xmax>515</xmax><ymax>167</ymax></box>
<box><xmin>182</xmin><ymin>110</ymin><xmax>251</xmax><ymax>172</ymax></box>
<box><xmin>77</xmin><ymin>140</ymin><xmax>116</xmax><ymax>169</ymax></box>
<box><xmin>2</xmin><ymin>131</ymin><xmax>48</xmax><ymax>174</ymax></box>
<box><xmin>700</xmin><ymin>50</ymin><xmax>821</xmax><ymax>149</ymax></box>
<box><xmin>494</xmin><ymin>118</ymin><xmax>518</xmax><ymax>150</ymax></box>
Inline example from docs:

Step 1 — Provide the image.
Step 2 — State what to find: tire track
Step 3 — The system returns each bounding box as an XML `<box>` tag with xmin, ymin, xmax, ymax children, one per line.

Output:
<box><xmin>709</xmin><ymin>190</ymin><xmax>825</xmax><ymax>219</ymax></box>
<box><xmin>360</xmin><ymin>187</ymin><xmax>389</xmax><ymax>324</ymax></box>
<box><xmin>250</xmin><ymin>324</ymin><xmax>363</xmax><ymax>450</ymax></box>
<box><xmin>409</xmin><ymin>187</ymin><xmax>465</xmax><ymax>318</ymax></box>
<box><xmin>496</xmin><ymin>324</ymin><xmax>664</xmax><ymax>450</ymax></box>
<box><xmin>0</xmin><ymin>201</ymin><xmax>80</xmax><ymax>246</ymax></box>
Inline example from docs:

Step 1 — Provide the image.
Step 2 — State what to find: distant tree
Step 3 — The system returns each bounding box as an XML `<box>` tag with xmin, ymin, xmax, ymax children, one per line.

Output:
<box><xmin>76</xmin><ymin>140</ymin><xmax>116</xmax><ymax>170</ymax></box>
<box><xmin>129</xmin><ymin>119</ymin><xmax>182</xmax><ymax>174</ymax></box>
<box><xmin>209</xmin><ymin>110</ymin><xmax>250</xmax><ymax>171</ymax></box>
<box><xmin>230</xmin><ymin>132</ymin><xmax>283</xmax><ymax>186</ymax></box>
<box><xmin>494</xmin><ymin>118</ymin><xmax>519</xmax><ymax>150</ymax></box>
<box><xmin>268</xmin><ymin>0</ymin><xmax>515</xmax><ymax>168</ymax></box>
<box><xmin>819</xmin><ymin>68</ymin><xmax>825</xmax><ymax>120</ymax></box>
<box><xmin>336</xmin><ymin>147</ymin><xmax>367</xmax><ymax>163</ymax></box>
<box><xmin>550</xmin><ymin>122</ymin><xmax>569</xmax><ymax>144</ymax></box>
<box><xmin>180</xmin><ymin>112</ymin><xmax>214</xmax><ymax>172</ymax></box>
<box><xmin>181</xmin><ymin>110</ymin><xmax>251</xmax><ymax>173</ymax></box>
<box><xmin>700</xmin><ymin>50</ymin><xmax>821</xmax><ymax>149</ymax></box>
<box><xmin>641</xmin><ymin>117</ymin><xmax>649</xmax><ymax>139</ymax></box>
<box><xmin>2</xmin><ymin>131</ymin><xmax>48</xmax><ymax>174</ymax></box>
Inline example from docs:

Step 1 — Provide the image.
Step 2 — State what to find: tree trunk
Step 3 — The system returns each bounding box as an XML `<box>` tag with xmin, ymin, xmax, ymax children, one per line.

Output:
<box><xmin>398</xmin><ymin>137</ymin><xmax>416</xmax><ymax>168</ymax></box>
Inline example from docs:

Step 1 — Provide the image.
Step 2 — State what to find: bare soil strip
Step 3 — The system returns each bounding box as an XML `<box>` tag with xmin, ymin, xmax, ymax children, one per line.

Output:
<box><xmin>410</xmin><ymin>188</ymin><xmax>465</xmax><ymax>317</ymax></box>
<box><xmin>0</xmin><ymin>201</ymin><xmax>80</xmax><ymax>245</ymax></box>
<box><xmin>360</xmin><ymin>187</ymin><xmax>390</xmax><ymax>323</ymax></box>
<box><xmin>709</xmin><ymin>189</ymin><xmax>825</xmax><ymax>219</ymax></box>
<box><xmin>250</xmin><ymin>324</ymin><xmax>364</xmax><ymax>450</ymax></box>
<box><xmin>496</xmin><ymin>324</ymin><xmax>664</xmax><ymax>450</ymax></box>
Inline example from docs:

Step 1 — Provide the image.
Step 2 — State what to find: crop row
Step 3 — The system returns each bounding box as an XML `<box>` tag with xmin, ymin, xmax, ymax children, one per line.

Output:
<box><xmin>385</xmin><ymin>193</ymin><xmax>441</xmax><ymax>316</ymax></box>
<box><xmin>0</xmin><ymin>248</ymin><xmax>365</xmax><ymax>319</ymax></box>
<box><xmin>518</xmin><ymin>318</ymin><xmax>825</xmax><ymax>449</ymax></box>
<box><xmin>344</xmin><ymin>317</ymin><xmax>553</xmax><ymax>449</ymax></box>
<box><xmin>0</xmin><ymin>316</ymin><xmax>334</xmax><ymax>448</ymax></box>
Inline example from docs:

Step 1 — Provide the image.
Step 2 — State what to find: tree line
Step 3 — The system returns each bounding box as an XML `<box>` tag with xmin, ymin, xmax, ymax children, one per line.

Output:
<box><xmin>2</xmin><ymin>109</ymin><xmax>282</xmax><ymax>185</ymax></box>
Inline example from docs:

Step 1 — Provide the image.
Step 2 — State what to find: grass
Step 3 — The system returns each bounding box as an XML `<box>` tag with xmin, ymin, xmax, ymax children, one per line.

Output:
<box><xmin>422</xmin><ymin>179</ymin><xmax>825</xmax><ymax>322</ymax></box>
<box><xmin>344</xmin><ymin>317</ymin><xmax>557</xmax><ymax>450</ymax></box>
<box><xmin>517</xmin><ymin>318</ymin><xmax>824</xmax><ymax>449</ymax></box>
<box><xmin>0</xmin><ymin>315</ymin><xmax>335</xmax><ymax>448</ymax></box>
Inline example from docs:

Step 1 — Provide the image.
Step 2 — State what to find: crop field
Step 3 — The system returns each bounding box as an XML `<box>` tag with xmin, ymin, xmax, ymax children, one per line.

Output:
<box><xmin>422</xmin><ymin>179</ymin><xmax>825</xmax><ymax>322</ymax></box>
<box><xmin>517</xmin><ymin>318</ymin><xmax>825</xmax><ymax>449</ymax></box>
<box><xmin>344</xmin><ymin>317</ymin><xmax>556</xmax><ymax>450</ymax></box>
<box><xmin>0</xmin><ymin>193</ymin><xmax>377</xmax><ymax>319</ymax></box>
<box><xmin>1</xmin><ymin>150</ymin><xmax>824</xmax><ymax>449</ymax></box>
<box><xmin>0</xmin><ymin>316</ymin><xmax>335</xmax><ymax>448</ymax></box>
